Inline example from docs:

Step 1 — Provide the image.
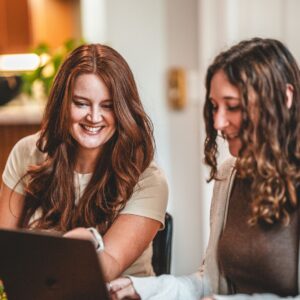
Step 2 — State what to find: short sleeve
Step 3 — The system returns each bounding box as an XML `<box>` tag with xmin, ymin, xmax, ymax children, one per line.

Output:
<box><xmin>120</xmin><ymin>161</ymin><xmax>169</xmax><ymax>228</ymax></box>
<box><xmin>2</xmin><ymin>133</ymin><xmax>44</xmax><ymax>195</ymax></box>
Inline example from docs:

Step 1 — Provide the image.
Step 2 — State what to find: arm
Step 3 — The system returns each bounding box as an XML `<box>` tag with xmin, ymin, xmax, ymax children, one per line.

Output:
<box><xmin>101</xmin><ymin>214</ymin><xmax>160</xmax><ymax>280</ymax></box>
<box><xmin>110</xmin><ymin>272</ymin><xmax>204</xmax><ymax>300</ymax></box>
<box><xmin>0</xmin><ymin>182</ymin><xmax>25</xmax><ymax>229</ymax></box>
<box><xmin>212</xmin><ymin>294</ymin><xmax>300</xmax><ymax>300</ymax></box>
<box><xmin>64</xmin><ymin>215</ymin><xmax>160</xmax><ymax>281</ymax></box>
<box><xmin>65</xmin><ymin>161</ymin><xmax>169</xmax><ymax>281</ymax></box>
<box><xmin>109</xmin><ymin>274</ymin><xmax>300</xmax><ymax>300</ymax></box>
<box><xmin>0</xmin><ymin>135</ymin><xmax>37</xmax><ymax>229</ymax></box>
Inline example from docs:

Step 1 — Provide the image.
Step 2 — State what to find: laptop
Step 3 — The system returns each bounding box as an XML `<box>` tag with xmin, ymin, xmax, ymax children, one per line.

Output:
<box><xmin>0</xmin><ymin>228</ymin><xmax>110</xmax><ymax>300</ymax></box>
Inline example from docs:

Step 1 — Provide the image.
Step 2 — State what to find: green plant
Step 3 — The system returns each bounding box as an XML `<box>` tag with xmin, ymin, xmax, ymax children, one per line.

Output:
<box><xmin>0</xmin><ymin>281</ymin><xmax>7</xmax><ymax>300</ymax></box>
<box><xmin>21</xmin><ymin>38</ymin><xmax>84</xmax><ymax>98</ymax></box>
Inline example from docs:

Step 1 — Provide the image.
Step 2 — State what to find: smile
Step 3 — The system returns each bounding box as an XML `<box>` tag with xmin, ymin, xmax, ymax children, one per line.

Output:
<box><xmin>224</xmin><ymin>133</ymin><xmax>239</xmax><ymax>140</ymax></box>
<box><xmin>81</xmin><ymin>124</ymin><xmax>104</xmax><ymax>134</ymax></box>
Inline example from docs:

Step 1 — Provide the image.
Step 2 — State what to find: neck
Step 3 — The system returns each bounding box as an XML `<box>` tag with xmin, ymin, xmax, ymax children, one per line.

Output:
<box><xmin>75</xmin><ymin>147</ymin><xmax>102</xmax><ymax>174</ymax></box>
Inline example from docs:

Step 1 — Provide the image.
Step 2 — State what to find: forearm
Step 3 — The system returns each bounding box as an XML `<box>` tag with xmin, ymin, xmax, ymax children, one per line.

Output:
<box><xmin>99</xmin><ymin>250</ymin><xmax>122</xmax><ymax>281</ymax></box>
<box><xmin>130</xmin><ymin>273</ymin><xmax>204</xmax><ymax>300</ymax></box>
<box><xmin>65</xmin><ymin>226</ymin><xmax>160</xmax><ymax>283</ymax></box>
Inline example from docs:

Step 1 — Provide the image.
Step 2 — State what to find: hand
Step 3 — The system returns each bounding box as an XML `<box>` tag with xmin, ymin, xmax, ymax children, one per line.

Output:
<box><xmin>202</xmin><ymin>297</ymin><xmax>215</xmax><ymax>300</ymax></box>
<box><xmin>109</xmin><ymin>277</ymin><xmax>140</xmax><ymax>300</ymax></box>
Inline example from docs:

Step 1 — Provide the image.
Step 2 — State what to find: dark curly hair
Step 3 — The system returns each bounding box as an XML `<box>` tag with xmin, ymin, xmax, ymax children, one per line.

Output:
<box><xmin>204</xmin><ymin>38</ymin><xmax>300</xmax><ymax>225</ymax></box>
<box><xmin>20</xmin><ymin>44</ymin><xmax>155</xmax><ymax>233</ymax></box>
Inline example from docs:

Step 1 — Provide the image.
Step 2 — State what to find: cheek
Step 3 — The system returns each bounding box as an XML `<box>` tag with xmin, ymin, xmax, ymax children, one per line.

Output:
<box><xmin>212</xmin><ymin>113</ymin><xmax>217</xmax><ymax>129</ymax></box>
<box><xmin>108</xmin><ymin>112</ymin><xmax>117</xmax><ymax>127</ymax></box>
<box><xmin>233</xmin><ymin>112</ymin><xmax>243</xmax><ymax>130</ymax></box>
<box><xmin>70</xmin><ymin>107</ymin><xmax>84</xmax><ymax>122</ymax></box>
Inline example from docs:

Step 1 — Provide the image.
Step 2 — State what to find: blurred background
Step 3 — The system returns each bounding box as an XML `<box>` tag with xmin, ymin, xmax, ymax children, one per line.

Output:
<box><xmin>1</xmin><ymin>0</ymin><xmax>300</xmax><ymax>276</ymax></box>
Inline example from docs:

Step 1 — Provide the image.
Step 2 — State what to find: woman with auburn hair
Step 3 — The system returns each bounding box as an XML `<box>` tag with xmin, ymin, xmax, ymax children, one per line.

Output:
<box><xmin>109</xmin><ymin>38</ymin><xmax>299</xmax><ymax>299</ymax></box>
<box><xmin>0</xmin><ymin>44</ymin><xmax>168</xmax><ymax>281</ymax></box>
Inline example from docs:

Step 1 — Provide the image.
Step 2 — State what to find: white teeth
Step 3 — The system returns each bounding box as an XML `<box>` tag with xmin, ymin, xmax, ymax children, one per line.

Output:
<box><xmin>82</xmin><ymin>125</ymin><xmax>103</xmax><ymax>133</ymax></box>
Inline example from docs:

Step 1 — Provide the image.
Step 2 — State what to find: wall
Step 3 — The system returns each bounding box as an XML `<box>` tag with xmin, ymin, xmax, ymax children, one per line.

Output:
<box><xmin>105</xmin><ymin>0</ymin><xmax>171</xmax><ymax>178</ymax></box>
<box><xmin>165</xmin><ymin>0</ymin><xmax>203</xmax><ymax>275</ymax></box>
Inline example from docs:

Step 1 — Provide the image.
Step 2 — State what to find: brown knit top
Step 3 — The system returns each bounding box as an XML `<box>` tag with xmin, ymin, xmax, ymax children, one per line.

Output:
<box><xmin>217</xmin><ymin>177</ymin><xmax>299</xmax><ymax>297</ymax></box>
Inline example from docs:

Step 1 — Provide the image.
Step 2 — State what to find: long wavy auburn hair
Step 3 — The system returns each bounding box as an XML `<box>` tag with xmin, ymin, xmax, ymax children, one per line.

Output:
<box><xmin>204</xmin><ymin>38</ymin><xmax>300</xmax><ymax>225</ymax></box>
<box><xmin>20</xmin><ymin>44</ymin><xmax>155</xmax><ymax>233</ymax></box>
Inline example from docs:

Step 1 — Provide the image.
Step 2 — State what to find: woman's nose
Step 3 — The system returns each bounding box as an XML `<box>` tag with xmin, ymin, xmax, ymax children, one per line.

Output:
<box><xmin>213</xmin><ymin>109</ymin><xmax>229</xmax><ymax>130</ymax></box>
<box><xmin>86</xmin><ymin>107</ymin><xmax>103</xmax><ymax>123</ymax></box>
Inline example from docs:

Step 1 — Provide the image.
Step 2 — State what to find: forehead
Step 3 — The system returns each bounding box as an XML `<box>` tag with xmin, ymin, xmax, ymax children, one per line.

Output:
<box><xmin>209</xmin><ymin>70</ymin><xmax>240</xmax><ymax>101</ymax></box>
<box><xmin>73</xmin><ymin>73</ymin><xmax>110</xmax><ymax>99</ymax></box>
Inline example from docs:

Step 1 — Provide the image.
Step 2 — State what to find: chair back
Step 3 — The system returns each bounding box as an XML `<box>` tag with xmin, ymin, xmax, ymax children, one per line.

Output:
<box><xmin>152</xmin><ymin>212</ymin><xmax>173</xmax><ymax>275</ymax></box>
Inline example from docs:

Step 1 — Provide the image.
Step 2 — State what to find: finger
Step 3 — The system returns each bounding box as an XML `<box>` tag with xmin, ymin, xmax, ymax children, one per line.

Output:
<box><xmin>109</xmin><ymin>277</ymin><xmax>132</xmax><ymax>292</ymax></box>
<box><xmin>114</xmin><ymin>284</ymin><xmax>139</xmax><ymax>300</ymax></box>
<box><xmin>110</xmin><ymin>293</ymin><xmax>118</xmax><ymax>300</ymax></box>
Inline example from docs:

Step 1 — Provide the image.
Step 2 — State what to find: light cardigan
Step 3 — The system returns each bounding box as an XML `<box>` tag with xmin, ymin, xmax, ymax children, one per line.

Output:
<box><xmin>130</xmin><ymin>158</ymin><xmax>300</xmax><ymax>299</ymax></box>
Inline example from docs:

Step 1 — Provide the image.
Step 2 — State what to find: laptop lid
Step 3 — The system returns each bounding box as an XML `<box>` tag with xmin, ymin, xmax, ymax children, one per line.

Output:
<box><xmin>0</xmin><ymin>228</ymin><xmax>110</xmax><ymax>300</ymax></box>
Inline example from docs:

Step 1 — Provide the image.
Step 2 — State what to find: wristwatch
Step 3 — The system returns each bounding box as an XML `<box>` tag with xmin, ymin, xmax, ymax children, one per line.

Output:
<box><xmin>87</xmin><ymin>227</ymin><xmax>105</xmax><ymax>252</ymax></box>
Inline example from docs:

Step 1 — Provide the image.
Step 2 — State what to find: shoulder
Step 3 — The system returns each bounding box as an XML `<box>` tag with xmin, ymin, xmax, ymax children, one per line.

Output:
<box><xmin>210</xmin><ymin>157</ymin><xmax>236</xmax><ymax>217</ymax></box>
<box><xmin>135</xmin><ymin>161</ymin><xmax>169</xmax><ymax>197</ymax></box>
<box><xmin>2</xmin><ymin>132</ymin><xmax>45</xmax><ymax>194</ymax></box>
<box><xmin>121</xmin><ymin>161</ymin><xmax>169</xmax><ymax>225</ymax></box>
<box><xmin>13</xmin><ymin>132</ymin><xmax>39</xmax><ymax>151</ymax></box>
<box><xmin>8</xmin><ymin>132</ymin><xmax>45</xmax><ymax>168</ymax></box>
<box><xmin>216</xmin><ymin>157</ymin><xmax>236</xmax><ymax>180</ymax></box>
<box><xmin>211</xmin><ymin>157</ymin><xmax>236</xmax><ymax>208</ymax></box>
<box><xmin>139</xmin><ymin>161</ymin><xmax>168</xmax><ymax>185</ymax></box>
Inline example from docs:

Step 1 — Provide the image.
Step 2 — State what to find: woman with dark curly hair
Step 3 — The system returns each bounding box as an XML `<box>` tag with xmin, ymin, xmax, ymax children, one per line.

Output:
<box><xmin>0</xmin><ymin>44</ymin><xmax>168</xmax><ymax>281</ymax></box>
<box><xmin>109</xmin><ymin>38</ymin><xmax>299</xmax><ymax>299</ymax></box>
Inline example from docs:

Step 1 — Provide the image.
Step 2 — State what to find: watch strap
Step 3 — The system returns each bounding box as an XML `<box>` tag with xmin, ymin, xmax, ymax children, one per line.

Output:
<box><xmin>87</xmin><ymin>227</ymin><xmax>104</xmax><ymax>252</ymax></box>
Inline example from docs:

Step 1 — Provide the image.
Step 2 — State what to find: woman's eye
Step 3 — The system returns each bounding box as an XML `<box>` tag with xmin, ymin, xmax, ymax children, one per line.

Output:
<box><xmin>101</xmin><ymin>103</ymin><xmax>113</xmax><ymax>110</ymax></box>
<box><xmin>211</xmin><ymin>104</ymin><xmax>218</xmax><ymax>112</ymax></box>
<box><xmin>73</xmin><ymin>100</ymin><xmax>88</xmax><ymax>107</ymax></box>
<box><xmin>227</xmin><ymin>105</ymin><xmax>241</xmax><ymax>112</ymax></box>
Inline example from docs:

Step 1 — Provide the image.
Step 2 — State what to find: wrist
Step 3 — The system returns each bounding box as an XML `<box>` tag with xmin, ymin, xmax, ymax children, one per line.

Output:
<box><xmin>87</xmin><ymin>227</ymin><xmax>104</xmax><ymax>252</ymax></box>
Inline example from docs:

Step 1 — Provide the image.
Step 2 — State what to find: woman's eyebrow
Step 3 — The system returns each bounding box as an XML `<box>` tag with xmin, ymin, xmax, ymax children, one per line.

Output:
<box><xmin>223</xmin><ymin>96</ymin><xmax>240</xmax><ymax>101</ymax></box>
<box><xmin>73</xmin><ymin>95</ymin><xmax>113</xmax><ymax>102</ymax></box>
<box><xmin>209</xmin><ymin>96</ymin><xmax>240</xmax><ymax>101</ymax></box>
<box><xmin>73</xmin><ymin>94</ymin><xmax>90</xmax><ymax>101</ymax></box>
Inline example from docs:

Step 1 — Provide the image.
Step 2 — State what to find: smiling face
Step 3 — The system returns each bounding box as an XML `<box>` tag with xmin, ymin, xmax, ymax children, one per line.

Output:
<box><xmin>209</xmin><ymin>70</ymin><xmax>243</xmax><ymax>157</ymax></box>
<box><xmin>70</xmin><ymin>73</ymin><xmax>116</xmax><ymax>158</ymax></box>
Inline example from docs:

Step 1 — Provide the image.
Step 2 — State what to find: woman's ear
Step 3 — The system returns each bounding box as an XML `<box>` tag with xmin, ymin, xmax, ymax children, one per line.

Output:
<box><xmin>286</xmin><ymin>83</ymin><xmax>294</xmax><ymax>109</ymax></box>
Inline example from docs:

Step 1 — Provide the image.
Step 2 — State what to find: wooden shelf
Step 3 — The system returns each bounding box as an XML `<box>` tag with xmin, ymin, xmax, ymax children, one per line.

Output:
<box><xmin>0</xmin><ymin>0</ymin><xmax>32</xmax><ymax>54</ymax></box>
<box><xmin>0</xmin><ymin>0</ymin><xmax>81</xmax><ymax>54</ymax></box>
